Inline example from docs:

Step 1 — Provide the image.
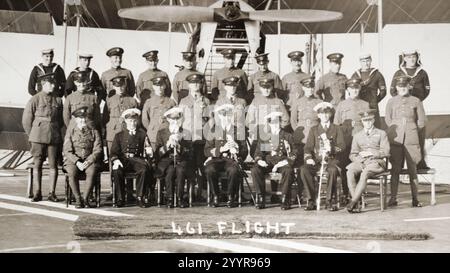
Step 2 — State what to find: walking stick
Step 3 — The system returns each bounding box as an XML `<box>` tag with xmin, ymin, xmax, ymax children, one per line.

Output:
<box><xmin>316</xmin><ymin>152</ymin><xmax>326</xmax><ymax>211</ymax></box>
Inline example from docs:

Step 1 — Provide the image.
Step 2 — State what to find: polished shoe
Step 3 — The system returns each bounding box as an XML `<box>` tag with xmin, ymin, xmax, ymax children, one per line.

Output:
<box><xmin>328</xmin><ymin>201</ymin><xmax>338</xmax><ymax>212</ymax></box>
<box><xmin>48</xmin><ymin>192</ymin><xmax>59</xmax><ymax>202</ymax></box>
<box><xmin>212</xmin><ymin>196</ymin><xmax>220</xmax><ymax>207</ymax></box>
<box><xmin>115</xmin><ymin>200</ymin><xmax>124</xmax><ymax>208</ymax></box>
<box><xmin>166</xmin><ymin>198</ymin><xmax>174</xmax><ymax>208</ymax></box>
<box><xmin>31</xmin><ymin>191</ymin><xmax>42</xmax><ymax>202</ymax></box>
<box><xmin>144</xmin><ymin>198</ymin><xmax>151</xmax><ymax>207</ymax></box>
<box><xmin>412</xmin><ymin>200</ymin><xmax>423</xmax><ymax>207</ymax></box>
<box><xmin>75</xmin><ymin>198</ymin><xmax>85</xmax><ymax>209</ymax></box>
<box><xmin>304</xmin><ymin>202</ymin><xmax>316</xmax><ymax>211</ymax></box>
<box><xmin>84</xmin><ymin>198</ymin><xmax>93</xmax><ymax>208</ymax></box>
<box><xmin>387</xmin><ymin>198</ymin><xmax>398</xmax><ymax>207</ymax></box>
<box><xmin>281</xmin><ymin>195</ymin><xmax>290</xmax><ymax>210</ymax></box>
<box><xmin>255</xmin><ymin>194</ymin><xmax>265</xmax><ymax>209</ymax></box>
<box><xmin>178</xmin><ymin>198</ymin><xmax>187</xmax><ymax>208</ymax></box>
<box><xmin>137</xmin><ymin>197</ymin><xmax>146</xmax><ymax>208</ymax></box>
<box><xmin>226</xmin><ymin>195</ymin><xmax>235</xmax><ymax>208</ymax></box>
<box><xmin>346</xmin><ymin>201</ymin><xmax>357</xmax><ymax>213</ymax></box>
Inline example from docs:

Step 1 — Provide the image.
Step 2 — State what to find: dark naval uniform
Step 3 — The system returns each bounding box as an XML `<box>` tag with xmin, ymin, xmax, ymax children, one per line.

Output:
<box><xmin>65</xmin><ymin>67</ymin><xmax>105</xmax><ymax>100</ymax></box>
<box><xmin>346</xmin><ymin>123</ymin><xmax>390</xmax><ymax>211</ymax></box>
<box><xmin>300</xmin><ymin>122</ymin><xmax>345</xmax><ymax>210</ymax></box>
<box><xmin>63</xmin><ymin>113</ymin><xmax>103</xmax><ymax>207</ymax></box>
<box><xmin>204</xmin><ymin>124</ymin><xmax>248</xmax><ymax>207</ymax></box>
<box><xmin>385</xmin><ymin>77</ymin><xmax>426</xmax><ymax>206</ymax></box>
<box><xmin>251</xmin><ymin>127</ymin><xmax>297</xmax><ymax>209</ymax></box>
<box><xmin>28</xmin><ymin>63</ymin><xmax>66</xmax><ymax>97</ymax></box>
<box><xmin>351</xmin><ymin>68</ymin><xmax>386</xmax><ymax>127</ymax></box>
<box><xmin>110</xmin><ymin>128</ymin><xmax>153</xmax><ymax>206</ymax></box>
<box><xmin>155</xmin><ymin>127</ymin><xmax>193</xmax><ymax>207</ymax></box>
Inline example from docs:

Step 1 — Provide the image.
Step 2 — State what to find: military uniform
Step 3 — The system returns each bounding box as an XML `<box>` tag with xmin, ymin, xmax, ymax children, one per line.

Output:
<box><xmin>204</xmin><ymin>104</ymin><xmax>248</xmax><ymax>207</ymax></box>
<box><xmin>63</xmin><ymin>72</ymin><xmax>102</xmax><ymax>130</ymax></box>
<box><xmin>315</xmin><ymin>53</ymin><xmax>347</xmax><ymax>107</ymax></box>
<box><xmin>215</xmin><ymin>95</ymin><xmax>246</xmax><ymax>126</ymax></box>
<box><xmin>385</xmin><ymin>76</ymin><xmax>426</xmax><ymax>206</ymax></box>
<box><xmin>28</xmin><ymin>49</ymin><xmax>66</xmax><ymax>97</ymax></box>
<box><xmin>63</xmin><ymin>108</ymin><xmax>103</xmax><ymax>208</ymax></box>
<box><xmin>282</xmin><ymin>51</ymin><xmax>310</xmax><ymax>109</ymax></box>
<box><xmin>65</xmin><ymin>68</ymin><xmax>106</xmax><ymax>101</ymax></box>
<box><xmin>110</xmin><ymin>125</ymin><xmax>153</xmax><ymax>207</ymax></box>
<box><xmin>291</xmin><ymin>96</ymin><xmax>322</xmax><ymax>145</ymax></box>
<box><xmin>351</xmin><ymin>68</ymin><xmax>386</xmax><ymax>127</ymax></box>
<box><xmin>155</xmin><ymin>123</ymin><xmax>193</xmax><ymax>208</ymax></box>
<box><xmin>22</xmin><ymin>73</ymin><xmax>64</xmax><ymax>202</ymax></box>
<box><xmin>346</xmin><ymin>112</ymin><xmax>390</xmax><ymax>212</ymax></box>
<box><xmin>101</xmin><ymin>47</ymin><xmax>136</xmax><ymax>98</ymax></box>
<box><xmin>251</xmin><ymin>121</ymin><xmax>297</xmax><ymax>209</ymax></box>
<box><xmin>247</xmin><ymin>53</ymin><xmax>283</xmax><ymax>104</ymax></box>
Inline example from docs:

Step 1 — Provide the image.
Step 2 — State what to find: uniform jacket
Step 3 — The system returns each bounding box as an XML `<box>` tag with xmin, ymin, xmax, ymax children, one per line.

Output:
<box><xmin>215</xmin><ymin>95</ymin><xmax>247</xmax><ymax>126</ymax></box>
<box><xmin>211</xmin><ymin>67</ymin><xmax>248</xmax><ymax>101</ymax></box>
<box><xmin>304</xmin><ymin>123</ymin><xmax>345</xmax><ymax>163</ymax></box>
<box><xmin>204</xmin><ymin>125</ymin><xmax>248</xmax><ymax>162</ymax></box>
<box><xmin>110</xmin><ymin>128</ymin><xmax>147</xmax><ymax>163</ymax></box>
<box><xmin>248</xmin><ymin>70</ymin><xmax>283</xmax><ymax>98</ymax></box>
<box><xmin>246</xmin><ymin>95</ymin><xmax>290</xmax><ymax>134</ymax></box>
<box><xmin>155</xmin><ymin>127</ymin><xmax>193</xmax><ymax>172</ymax></box>
<box><xmin>334</xmin><ymin>98</ymin><xmax>370</xmax><ymax>142</ymax></box>
<box><xmin>103</xmin><ymin>94</ymin><xmax>138</xmax><ymax>142</ymax></box>
<box><xmin>349</xmin><ymin>128</ymin><xmax>390</xmax><ymax>168</ymax></box>
<box><xmin>385</xmin><ymin>95</ymin><xmax>426</xmax><ymax>145</ymax></box>
<box><xmin>63</xmin><ymin>125</ymin><xmax>102</xmax><ymax>167</ymax></box>
<box><xmin>171</xmin><ymin>68</ymin><xmax>207</xmax><ymax>104</ymax></box>
<box><xmin>351</xmin><ymin>68</ymin><xmax>386</xmax><ymax>109</ymax></box>
<box><xmin>63</xmin><ymin>91</ymin><xmax>101</xmax><ymax>129</ymax></box>
<box><xmin>390</xmin><ymin>66</ymin><xmax>430</xmax><ymax>101</ymax></box>
<box><xmin>253</xmin><ymin>128</ymin><xmax>297</xmax><ymax>166</ymax></box>
<box><xmin>136</xmin><ymin>68</ymin><xmax>171</xmax><ymax>105</ymax></box>
<box><xmin>281</xmin><ymin>71</ymin><xmax>310</xmax><ymax>107</ymax></box>
<box><xmin>65</xmin><ymin>67</ymin><xmax>106</xmax><ymax>100</ymax></box>
<box><xmin>179</xmin><ymin>94</ymin><xmax>213</xmax><ymax>143</ymax></box>
<box><xmin>22</xmin><ymin>92</ymin><xmax>64</xmax><ymax>144</ymax></box>
<box><xmin>315</xmin><ymin>72</ymin><xmax>348</xmax><ymax>106</ymax></box>
<box><xmin>141</xmin><ymin>94</ymin><xmax>176</xmax><ymax>144</ymax></box>
<box><xmin>101</xmin><ymin>67</ymin><xmax>135</xmax><ymax>97</ymax></box>
<box><xmin>28</xmin><ymin>63</ymin><xmax>66</xmax><ymax>97</ymax></box>
<box><xmin>290</xmin><ymin>96</ymin><xmax>322</xmax><ymax>144</ymax></box>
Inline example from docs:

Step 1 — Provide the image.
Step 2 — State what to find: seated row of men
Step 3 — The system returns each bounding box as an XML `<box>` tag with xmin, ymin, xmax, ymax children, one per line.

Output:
<box><xmin>22</xmin><ymin>66</ymin><xmax>425</xmax><ymax>213</ymax></box>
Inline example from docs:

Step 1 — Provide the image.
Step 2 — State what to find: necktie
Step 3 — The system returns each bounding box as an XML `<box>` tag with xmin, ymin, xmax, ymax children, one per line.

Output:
<box><xmin>129</xmin><ymin>130</ymin><xmax>136</xmax><ymax>136</ymax></box>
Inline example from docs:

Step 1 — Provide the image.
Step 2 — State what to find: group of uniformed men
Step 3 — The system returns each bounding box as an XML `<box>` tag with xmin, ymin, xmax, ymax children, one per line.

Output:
<box><xmin>22</xmin><ymin>45</ymin><xmax>430</xmax><ymax>212</ymax></box>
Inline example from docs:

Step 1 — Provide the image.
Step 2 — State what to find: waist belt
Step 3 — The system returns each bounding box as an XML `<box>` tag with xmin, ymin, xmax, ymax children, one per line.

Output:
<box><xmin>125</xmin><ymin>153</ymin><xmax>140</xmax><ymax>158</ymax></box>
<box><xmin>394</xmin><ymin>118</ymin><xmax>415</xmax><ymax>125</ymax></box>
<box><xmin>35</xmin><ymin>116</ymin><xmax>52</xmax><ymax>121</ymax></box>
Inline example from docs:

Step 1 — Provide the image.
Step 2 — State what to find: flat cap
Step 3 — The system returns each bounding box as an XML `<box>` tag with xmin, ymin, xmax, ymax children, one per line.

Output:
<box><xmin>394</xmin><ymin>75</ymin><xmax>411</xmax><ymax>87</ymax></box>
<box><xmin>73</xmin><ymin>71</ymin><xmax>90</xmax><ymax>83</ymax></box>
<box><xmin>221</xmin><ymin>48</ymin><xmax>236</xmax><ymax>59</ymax></box>
<box><xmin>143</xmin><ymin>50</ymin><xmax>158</xmax><ymax>61</ymax></box>
<box><xmin>182</xmin><ymin>51</ymin><xmax>196</xmax><ymax>61</ymax></box>
<box><xmin>300</xmin><ymin>76</ymin><xmax>315</xmax><ymax>88</ymax></box>
<box><xmin>150</xmin><ymin>76</ymin><xmax>167</xmax><ymax>86</ymax></box>
<box><xmin>359</xmin><ymin>109</ymin><xmax>377</xmax><ymax>120</ymax></box>
<box><xmin>222</xmin><ymin>76</ymin><xmax>240</xmax><ymax>86</ymax></box>
<box><xmin>255</xmin><ymin>53</ymin><xmax>269</xmax><ymax>64</ymax></box>
<box><xmin>164</xmin><ymin>107</ymin><xmax>183</xmax><ymax>120</ymax></box>
<box><xmin>37</xmin><ymin>73</ymin><xmax>56</xmax><ymax>83</ymax></box>
<box><xmin>106</xmin><ymin>47</ymin><xmax>124</xmax><ymax>57</ymax></box>
<box><xmin>288</xmin><ymin>51</ymin><xmax>304</xmax><ymax>60</ymax></box>
<box><xmin>186</xmin><ymin>74</ymin><xmax>204</xmax><ymax>83</ymax></box>
<box><xmin>313</xmin><ymin>101</ymin><xmax>334</xmax><ymax>113</ymax></box>
<box><xmin>327</xmin><ymin>53</ymin><xmax>344</xmax><ymax>63</ymax></box>
<box><xmin>110</xmin><ymin>75</ymin><xmax>127</xmax><ymax>86</ymax></box>
<box><xmin>258</xmin><ymin>78</ymin><xmax>274</xmax><ymax>88</ymax></box>
<box><xmin>72</xmin><ymin>106</ymin><xmax>89</xmax><ymax>118</ymax></box>
<box><xmin>346</xmin><ymin>78</ymin><xmax>362</xmax><ymax>89</ymax></box>
<box><xmin>121</xmin><ymin>108</ymin><xmax>141</xmax><ymax>119</ymax></box>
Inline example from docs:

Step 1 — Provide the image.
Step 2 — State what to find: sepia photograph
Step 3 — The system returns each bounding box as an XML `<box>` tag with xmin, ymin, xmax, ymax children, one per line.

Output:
<box><xmin>0</xmin><ymin>0</ymin><xmax>449</xmax><ymax>261</ymax></box>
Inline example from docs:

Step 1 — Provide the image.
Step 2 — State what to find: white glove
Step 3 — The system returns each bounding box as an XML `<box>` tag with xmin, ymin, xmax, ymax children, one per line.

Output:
<box><xmin>76</xmin><ymin>161</ymin><xmax>85</xmax><ymax>171</ymax></box>
<box><xmin>306</xmin><ymin>159</ymin><xmax>315</xmax><ymax>165</ymax></box>
<box><xmin>272</xmin><ymin>160</ymin><xmax>288</xmax><ymax>173</ymax></box>
<box><xmin>257</xmin><ymin>160</ymin><xmax>268</xmax><ymax>168</ymax></box>
<box><xmin>145</xmin><ymin>147</ymin><xmax>153</xmax><ymax>157</ymax></box>
<box><xmin>112</xmin><ymin>159</ymin><xmax>123</xmax><ymax>170</ymax></box>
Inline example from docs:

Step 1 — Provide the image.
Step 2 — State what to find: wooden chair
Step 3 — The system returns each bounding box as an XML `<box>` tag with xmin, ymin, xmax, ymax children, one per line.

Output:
<box><xmin>156</xmin><ymin>176</ymin><xmax>195</xmax><ymax>208</ymax></box>
<box><xmin>64</xmin><ymin>168</ymin><xmax>102</xmax><ymax>208</ymax></box>
<box><xmin>264</xmin><ymin>171</ymin><xmax>302</xmax><ymax>208</ymax></box>
<box><xmin>206</xmin><ymin>171</ymin><xmax>243</xmax><ymax>207</ymax></box>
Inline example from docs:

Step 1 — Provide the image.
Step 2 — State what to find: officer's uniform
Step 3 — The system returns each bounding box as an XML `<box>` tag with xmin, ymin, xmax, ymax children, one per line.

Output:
<box><xmin>247</xmin><ymin>53</ymin><xmax>283</xmax><ymax>104</ymax></box>
<box><xmin>390</xmin><ymin>50</ymin><xmax>430</xmax><ymax>169</ymax></box>
<box><xmin>65</xmin><ymin>53</ymin><xmax>106</xmax><ymax>100</ymax></box>
<box><xmin>210</xmin><ymin>49</ymin><xmax>248</xmax><ymax>102</ymax></box>
<box><xmin>334</xmin><ymin>79</ymin><xmax>370</xmax><ymax>198</ymax></box>
<box><xmin>251</xmin><ymin>112</ymin><xmax>297</xmax><ymax>210</ymax></box>
<box><xmin>346</xmin><ymin>109</ymin><xmax>390</xmax><ymax>213</ymax></box>
<box><xmin>282</xmin><ymin>51</ymin><xmax>310</xmax><ymax>109</ymax></box>
<box><xmin>100</xmin><ymin>47</ymin><xmax>136</xmax><ymax>98</ymax></box>
<box><xmin>315</xmin><ymin>53</ymin><xmax>348</xmax><ymax>107</ymax></box>
<box><xmin>204</xmin><ymin>104</ymin><xmax>248</xmax><ymax>207</ymax></box>
<box><xmin>141</xmin><ymin>77</ymin><xmax>176</xmax><ymax>149</ymax></box>
<box><xmin>63</xmin><ymin>71</ymin><xmax>102</xmax><ymax>130</ymax></box>
<box><xmin>171</xmin><ymin>52</ymin><xmax>207</xmax><ymax>104</ymax></box>
<box><xmin>155</xmin><ymin>108</ymin><xmax>193</xmax><ymax>207</ymax></box>
<box><xmin>246</xmin><ymin>78</ymin><xmax>289</xmax><ymax>142</ymax></box>
<box><xmin>28</xmin><ymin>49</ymin><xmax>66</xmax><ymax>97</ymax></box>
<box><xmin>136</xmin><ymin>50</ymin><xmax>172</xmax><ymax>107</ymax></box>
<box><xmin>215</xmin><ymin>76</ymin><xmax>247</xmax><ymax>126</ymax></box>
<box><xmin>385</xmin><ymin>76</ymin><xmax>426</xmax><ymax>207</ymax></box>
<box><xmin>63</xmin><ymin>107</ymin><xmax>103</xmax><ymax>208</ymax></box>
<box><xmin>299</xmin><ymin>102</ymin><xmax>345</xmax><ymax>210</ymax></box>
<box><xmin>103</xmin><ymin>76</ymin><xmax>138</xmax><ymax>150</ymax></box>
<box><xmin>351</xmin><ymin>53</ymin><xmax>386</xmax><ymax>127</ymax></box>
<box><xmin>179</xmin><ymin>74</ymin><xmax>213</xmax><ymax>197</ymax></box>
<box><xmin>110</xmin><ymin>109</ymin><xmax>153</xmax><ymax>207</ymax></box>
<box><xmin>22</xmin><ymin>73</ymin><xmax>64</xmax><ymax>202</ymax></box>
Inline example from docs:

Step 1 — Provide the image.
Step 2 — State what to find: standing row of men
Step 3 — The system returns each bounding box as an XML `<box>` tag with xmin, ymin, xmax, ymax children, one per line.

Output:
<box><xmin>22</xmin><ymin>46</ymin><xmax>429</xmax><ymax>210</ymax></box>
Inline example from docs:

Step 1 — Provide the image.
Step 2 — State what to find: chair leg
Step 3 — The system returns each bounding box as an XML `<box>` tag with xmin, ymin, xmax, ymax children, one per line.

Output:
<box><xmin>157</xmin><ymin>178</ymin><xmax>161</xmax><ymax>207</ymax></box>
<box><xmin>431</xmin><ymin>171</ymin><xmax>436</xmax><ymax>206</ymax></box>
<box><xmin>27</xmin><ymin>167</ymin><xmax>33</xmax><ymax>198</ymax></box>
<box><xmin>189</xmin><ymin>179</ymin><xmax>193</xmax><ymax>208</ymax></box>
<box><xmin>361</xmin><ymin>194</ymin><xmax>366</xmax><ymax>209</ymax></box>
<box><xmin>96</xmin><ymin>173</ymin><xmax>101</xmax><ymax>208</ymax></box>
<box><xmin>65</xmin><ymin>174</ymin><xmax>69</xmax><ymax>208</ymax></box>
<box><xmin>380</xmin><ymin>176</ymin><xmax>384</xmax><ymax>211</ymax></box>
<box><xmin>207</xmin><ymin>179</ymin><xmax>211</xmax><ymax>207</ymax></box>
<box><xmin>238</xmin><ymin>180</ymin><xmax>242</xmax><ymax>208</ymax></box>
<box><xmin>112</xmin><ymin>175</ymin><xmax>116</xmax><ymax>207</ymax></box>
